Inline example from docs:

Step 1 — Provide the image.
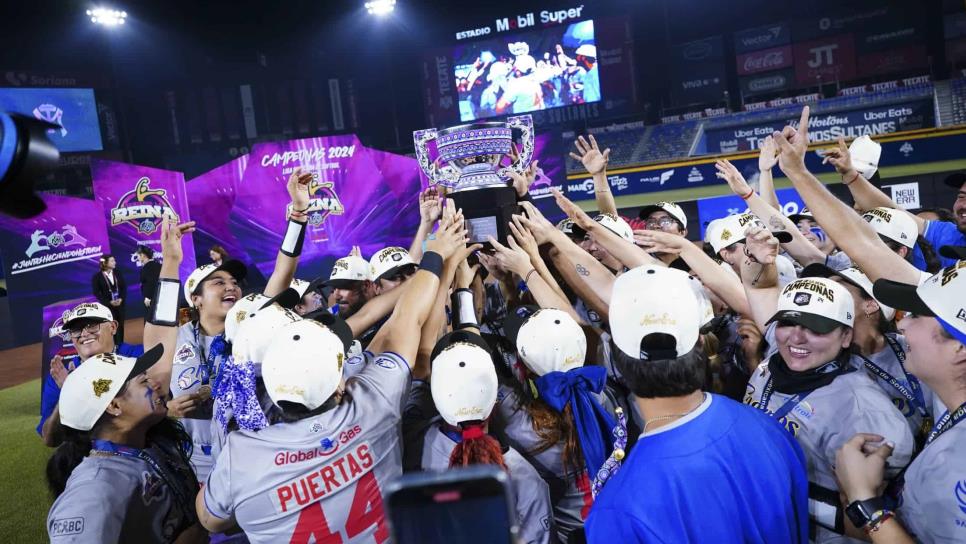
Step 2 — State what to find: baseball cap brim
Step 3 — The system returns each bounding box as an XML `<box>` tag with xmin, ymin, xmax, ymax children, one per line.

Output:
<box><xmin>942</xmin><ymin>172</ymin><xmax>966</xmax><ymax>190</ymax></box>
<box><xmin>787</xmin><ymin>214</ymin><xmax>812</xmax><ymax>224</ymax></box>
<box><xmin>872</xmin><ymin>279</ymin><xmax>934</xmax><ymax>316</ymax></box>
<box><xmin>430</xmin><ymin>330</ymin><xmax>492</xmax><ymax>363</ymax></box>
<box><xmin>325</xmin><ymin>278</ymin><xmax>365</xmax><ymax>289</ymax></box>
<box><xmin>772</xmin><ymin>231</ymin><xmax>793</xmax><ymax>243</ymax></box>
<box><xmin>638</xmin><ymin>204</ymin><xmax>664</xmax><ymax>221</ymax></box>
<box><xmin>502</xmin><ymin>305</ymin><xmax>540</xmax><ymax>348</ymax></box>
<box><xmin>303</xmin><ymin>309</ymin><xmax>354</xmax><ymax>352</ymax></box>
<box><xmin>939</xmin><ymin>245</ymin><xmax>966</xmax><ymax>260</ymax></box>
<box><xmin>375</xmin><ymin>263</ymin><xmax>417</xmax><ymax>282</ymax></box>
<box><xmin>130</xmin><ymin>343</ymin><xmax>165</xmax><ymax>379</ymax></box>
<box><xmin>193</xmin><ymin>260</ymin><xmax>248</xmax><ymax>296</ymax></box>
<box><xmin>766</xmin><ymin>310</ymin><xmax>843</xmax><ymax>334</ymax></box>
<box><xmin>264</xmin><ymin>288</ymin><xmax>303</xmax><ymax>310</ymax></box>
<box><xmin>63</xmin><ymin>315</ymin><xmax>112</xmax><ymax>328</ymax></box>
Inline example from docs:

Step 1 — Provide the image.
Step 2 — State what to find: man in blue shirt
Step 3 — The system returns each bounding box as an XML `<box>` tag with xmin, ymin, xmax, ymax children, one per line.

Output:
<box><xmin>38</xmin><ymin>302</ymin><xmax>143</xmax><ymax>443</ymax></box>
<box><xmin>914</xmin><ymin>172</ymin><xmax>966</xmax><ymax>267</ymax></box>
<box><xmin>587</xmin><ymin>266</ymin><xmax>808</xmax><ymax>543</ymax></box>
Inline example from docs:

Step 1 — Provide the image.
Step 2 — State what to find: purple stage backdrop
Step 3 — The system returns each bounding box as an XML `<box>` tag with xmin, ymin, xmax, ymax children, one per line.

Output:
<box><xmin>186</xmin><ymin>155</ymin><xmax>250</xmax><ymax>266</ymax></box>
<box><xmin>41</xmin><ymin>296</ymin><xmax>97</xmax><ymax>380</ymax></box>
<box><xmin>230</xmin><ymin>136</ymin><xmax>422</xmax><ymax>280</ymax></box>
<box><xmin>0</xmin><ymin>194</ymin><xmax>110</xmax><ymax>345</ymax></box>
<box><xmin>92</xmin><ymin>159</ymin><xmax>198</xmax><ymax>308</ymax></box>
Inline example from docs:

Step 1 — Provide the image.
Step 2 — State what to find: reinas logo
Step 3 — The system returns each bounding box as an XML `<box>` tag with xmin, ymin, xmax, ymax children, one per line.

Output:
<box><xmin>26</xmin><ymin>224</ymin><xmax>87</xmax><ymax>257</ymax></box>
<box><xmin>110</xmin><ymin>177</ymin><xmax>179</xmax><ymax>235</ymax></box>
<box><xmin>298</xmin><ymin>177</ymin><xmax>345</xmax><ymax>227</ymax></box>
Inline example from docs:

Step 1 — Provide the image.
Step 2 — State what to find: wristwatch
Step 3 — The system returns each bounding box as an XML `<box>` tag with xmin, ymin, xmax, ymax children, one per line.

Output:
<box><xmin>845</xmin><ymin>497</ymin><xmax>888</xmax><ymax>528</ymax></box>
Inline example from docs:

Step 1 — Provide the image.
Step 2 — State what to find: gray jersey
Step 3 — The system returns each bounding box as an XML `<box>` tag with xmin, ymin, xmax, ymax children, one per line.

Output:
<box><xmin>744</xmin><ymin>361</ymin><xmax>914</xmax><ymax>543</ymax></box>
<box><xmin>492</xmin><ymin>385</ymin><xmax>594</xmax><ymax>543</ymax></box>
<box><xmin>853</xmin><ymin>333</ymin><xmax>936</xmax><ymax>444</ymax></box>
<box><xmin>48</xmin><ymin>453</ymin><xmax>189</xmax><ymax>543</ymax></box>
<box><xmin>824</xmin><ymin>251</ymin><xmax>852</xmax><ymax>271</ymax></box>
<box><xmin>170</xmin><ymin>323</ymin><xmax>219</xmax><ymax>481</ymax></box>
<box><xmin>897</xmin><ymin>417</ymin><xmax>966</xmax><ymax>543</ymax></box>
<box><xmin>419</xmin><ymin>422</ymin><xmax>553</xmax><ymax>544</ymax></box>
<box><xmin>203</xmin><ymin>352</ymin><xmax>411</xmax><ymax>543</ymax></box>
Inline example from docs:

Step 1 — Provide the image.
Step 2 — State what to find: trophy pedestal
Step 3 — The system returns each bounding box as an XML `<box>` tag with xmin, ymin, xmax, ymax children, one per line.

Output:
<box><xmin>449</xmin><ymin>186</ymin><xmax>518</xmax><ymax>246</ymax></box>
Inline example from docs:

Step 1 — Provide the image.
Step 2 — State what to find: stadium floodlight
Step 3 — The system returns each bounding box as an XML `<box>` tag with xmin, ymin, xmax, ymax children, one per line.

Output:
<box><xmin>364</xmin><ymin>0</ymin><xmax>396</xmax><ymax>16</ymax></box>
<box><xmin>86</xmin><ymin>7</ymin><xmax>127</xmax><ymax>26</ymax></box>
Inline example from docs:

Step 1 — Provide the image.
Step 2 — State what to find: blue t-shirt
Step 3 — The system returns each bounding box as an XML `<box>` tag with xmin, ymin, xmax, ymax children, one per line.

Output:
<box><xmin>37</xmin><ymin>343</ymin><xmax>144</xmax><ymax>435</ymax></box>
<box><xmin>586</xmin><ymin>394</ymin><xmax>809</xmax><ymax>544</ymax></box>
<box><xmin>920</xmin><ymin>220</ymin><xmax>965</xmax><ymax>268</ymax></box>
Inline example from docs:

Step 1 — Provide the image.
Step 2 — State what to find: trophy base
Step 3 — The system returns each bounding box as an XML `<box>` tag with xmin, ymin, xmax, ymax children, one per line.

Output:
<box><xmin>448</xmin><ymin>186</ymin><xmax>518</xmax><ymax>247</ymax></box>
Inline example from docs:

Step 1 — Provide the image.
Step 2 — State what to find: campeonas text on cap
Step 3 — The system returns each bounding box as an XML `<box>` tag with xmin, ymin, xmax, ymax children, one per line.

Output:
<box><xmin>784</xmin><ymin>279</ymin><xmax>837</xmax><ymax>302</ymax></box>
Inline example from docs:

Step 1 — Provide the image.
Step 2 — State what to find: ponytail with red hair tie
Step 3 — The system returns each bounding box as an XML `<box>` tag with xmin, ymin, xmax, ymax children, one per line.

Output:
<box><xmin>461</xmin><ymin>424</ymin><xmax>485</xmax><ymax>440</ymax></box>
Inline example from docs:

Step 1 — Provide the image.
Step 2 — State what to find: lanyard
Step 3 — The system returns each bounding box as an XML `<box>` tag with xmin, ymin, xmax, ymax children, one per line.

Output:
<box><xmin>192</xmin><ymin>324</ymin><xmax>224</xmax><ymax>386</ymax></box>
<box><xmin>856</xmin><ymin>335</ymin><xmax>928</xmax><ymax>418</ymax></box>
<box><xmin>926</xmin><ymin>402</ymin><xmax>966</xmax><ymax>446</ymax></box>
<box><xmin>91</xmin><ymin>439</ymin><xmax>195</xmax><ymax>522</ymax></box>
<box><xmin>756</xmin><ymin>376</ymin><xmax>815</xmax><ymax>422</ymax></box>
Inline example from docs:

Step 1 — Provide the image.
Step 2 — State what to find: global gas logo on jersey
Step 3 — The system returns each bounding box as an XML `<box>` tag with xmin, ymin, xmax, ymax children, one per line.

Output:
<box><xmin>271</xmin><ymin>442</ymin><xmax>375</xmax><ymax>514</ymax></box>
<box><xmin>110</xmin><ymin>177</ymin><xmax>180</xmax><ymax>235</ymax></box>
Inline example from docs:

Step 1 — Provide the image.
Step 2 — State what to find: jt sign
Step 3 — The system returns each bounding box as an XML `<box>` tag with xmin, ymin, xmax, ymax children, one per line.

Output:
<box><xmin>794</xmin><ymin>34</ymin><xmax>856</xmax><ymax>85</ymax></box>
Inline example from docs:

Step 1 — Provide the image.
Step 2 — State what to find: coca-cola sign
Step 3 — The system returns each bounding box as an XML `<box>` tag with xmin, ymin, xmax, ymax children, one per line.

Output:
<box><xmin>737</xmin><ymin>45</ymin><xmax>793</xmax><ymax>75</ymax></box>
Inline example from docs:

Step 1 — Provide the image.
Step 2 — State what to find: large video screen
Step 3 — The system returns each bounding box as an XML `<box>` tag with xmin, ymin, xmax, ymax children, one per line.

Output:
<box><xmin>452</xmin><ymin>20</ymin><xmax>600</xmax><ymax>122</ymax></box>
<box><xmin>0</xmin><ymin>88</ymin><xmax>103</xmax><ymax>152</ymax></box>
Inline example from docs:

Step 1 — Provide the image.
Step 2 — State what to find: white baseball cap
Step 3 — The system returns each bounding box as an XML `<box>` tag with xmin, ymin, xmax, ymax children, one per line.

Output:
<box><xmin>431</xmin><ymin>334</ymin><xmax>498</xmax><ymax>427</ymax></box>
<box><xmin>183</xmin><ymin>260</ymin><xmax>248</xmax><ymax>307</ymax></box>
<box><xmin>369</xmin><ymin>247</ymin><xmax>416</xmax><ymax>282</ymax></box>
<box><xmin>572</xmin><ymin>214</ymin><xmax>635</xmax><ymax>243</ymax></box>
<box><xmin>59</xmin><ymin>345</ymin><xmax>164</xmax><ymax>431</ymax></box>
<box><xmin>232</xmin><ymin>303</ymin><xmax>302</xmax><ymax>363</ymax></box>
<box><xmin>262</xmin><ymin>320</ymin><xmax>346</xmax><ymax>411</ymax></box>
<box><xmin>610</xmin><ymin>266</ymin><xmax>702</xmax><ymax>360</ymax></box>
<box><xmin>686</xmin><ymin>275</ymin><xmax>715</xmax><ymax>328</ymax></box>
<box><xmin>326</xmin><ymin>255</ymin><xmax>371</xmax><ymax>288</ymax></box>
<box><xmin>639</xmin><ymin>201</ymin><xmax>687</xmax><ymax>229</ymax></box>
<box><xmin>62</xmin><ymin>302</ymin><xmax>114</xmax><ymax>328</ymax></box>
<box><xmin>849</xmin><ymin>135</ymin><xmax>881</xmax><ymax>179</ymax></box>
<box><xmin>224</xmin><ymin>293</ymin><xmax>272</xmax><ymax>344</ymax></box>
<box><xmin>705</xmin><ymin>212</ymin><xmax>792</xmax><ymax>254</ymax></box>
<box><xmin>862</xmin><ymin>207</ymin><xmax>917</xmax><ymax>249</ymax></box>
<box><xmin>503</xmin><ymin>307</ymin><xmax>586</xmax><ymax>376</ymax></box>
<box><xmin>767</xmin><ymin>277</ymin><xmax>855</xmax><ymax>334</ymax></box>
<box><xmin>556</xmin><ymin>218</ymin><xmax>577</xmax><ymax>237</ymax></box>
<box><xmin>874</xmin><ymin>261</ymin><xmax>966</xmax><ymax>346</ymax></box>
<box><xmin>776</xmin><ymin>254</ymin><xmax>798</xmax><ymax>288</ymax></box>
<box><xmin>575</xmin><ymin>44</ymin><xmax>597</xmax><ymax>58</ymax></box>
<box><xmin>802</xmin><ymin>264</ymin><xmax>896</xmax><ymax>321</ymax></box>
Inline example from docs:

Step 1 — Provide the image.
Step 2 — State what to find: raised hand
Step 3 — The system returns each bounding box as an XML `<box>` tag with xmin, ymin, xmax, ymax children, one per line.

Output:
<box><xmin>742</xmin><ymin>226</ymin><xmax>779</xmax><ymax>265</ymax></box>
<box><xmin>488</xmin><ymin>235</ymin><xmax>533</xmax><ymax>276</ymax></box>
<box><xmin>773</xmin><ymin>106</ymin><xmax>810</xmax><ymax>174</ymax></box>
<box><xmin>50</xmin><ymin>355</ymin><xmax>75</xmax><ymax>389</ymax></box>
<box><xmin>160</xmin><ymin>217</ymin><xmax>196</xmax><ymax>265</ymax></box>
<box><xmin>477</xmin><ymin>251</ymin><xmax>511</xmax><ymax>283</ymax></box>
<box><xmin>419</xmin><ymin>186</ymin><xmax>443</xmax><ymax>225</ymax></box>
<box><xmin>633</xmin><ymin>229</ymin><xmax>686</xmax><ymax>255</ymax></box>
<box><xmin>551</xmin><ymin>188</ymin><xmax>595</xmax><ymax>230</ymax></box>
<box><xmin>425</xmin><ymin>210</ymin><xmax>467</xmax><ymax>260</ymax></box>
<box><xmin>454</xmin><ymin>254</ymin><xmax>481</xmax><ymax>290</ymax></box>
<box><xmin>509</xmin><ymin>216</ymin><xmax>540</xmax><ymax>260</ymax></box>
<box><xmin>507</xmin><ymin>160</ymin><xmax>540</xmax><ymax>198</ymax></box>
<box><xmin>834</xmin><ymin>433</ymin><xmax>893</xmax><ymax>501</ymax></box>
<box><xmin>287</xmin><ymin>168</ymin><xmax>313</xmax><ymax>212</ymax></box>
<box><xmin>758</xmin><ymin>136</ymin><xmax>779</xmax><ymax>172</ymax></box>
<box><xmin>736</xmin><ymin>317</ymin><xmax>764</xmax><ymax>368</ymax></box>
<box><xmin>715</xmin><ymin>159</ymin><xmax>753</xmax><ymax>197</ymax></box>
<box><xmin>516</xmin><ymin>201</ymin><xmax>558</xmax><ymax>245</ymax></box>
<box><xmin>569</xmin><ymin>134</ymin><xmax>610</xmax><ymax>175</ymax></box>
<box><xmin>822</xmin><ymin>137</ymin><xmax>854</xmax><ymax>176</ymax></box>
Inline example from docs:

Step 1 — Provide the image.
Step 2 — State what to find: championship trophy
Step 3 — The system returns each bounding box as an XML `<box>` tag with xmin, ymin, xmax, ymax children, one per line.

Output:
<box><xmin>413</xmin><ymin>115</ymin><xmax>534</xmax><ymax>246</ymax></box>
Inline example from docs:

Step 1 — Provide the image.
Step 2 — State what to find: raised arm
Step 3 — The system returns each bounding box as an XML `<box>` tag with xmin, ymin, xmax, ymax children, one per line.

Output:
<box><xmin>570</xmin><ymin>135</ymin><xmax>617</xmax><ymax>216</ymax></box>
<box><xmin>368</xmin><ymin>213</ymin><xmax>466</xmax><ymax>366</ymax></box>
<box><xmin>143</xmin><ymin>218</ymin><xmax>196</xmax><ymax>396</ymax></box>
<box><xmin>409</xmin><ymin>186</ymin><xmax>442</xmax><ymax>262</ymax></box>
<box><xmin>757</xmin><ymin>136</ymin><xmax>782</xmax><ymax>210</ymax></box>
<box><xmin>823</xmin><ymin>137</ymin><xmax>902</xmax><ymax>210</ymax></box>
<box><xmin>263</xmin><ymin>169</ymin><xmax>313</xmax><ymax>297</ymax></box>
<box><xmin>552</xmin><ymin>188</ymin><xmax>661</xmax><ymax>269</ymax></box>
<box><xmin>737</xmin><ymin>227</ymin><xmax>781</xmax><ymax>332</ymax></box>
<box><xmin>716</xmin><ymin>159</ymin><xmax>826</xmax><ymax>266</ymax></box>
<box><xmin>635</xmin><ymin>229</ymin><xmax>752</xmax><ymax>318</ymax></box>
<box><xmin>507</xmin><ymin>214</ymin><xmax>573</xmax><ymax>310</ymax></box>
<box><xmin>773</xmin><ymin>107</ymin><xmax>922</xmax><ymax>285</ymax></box>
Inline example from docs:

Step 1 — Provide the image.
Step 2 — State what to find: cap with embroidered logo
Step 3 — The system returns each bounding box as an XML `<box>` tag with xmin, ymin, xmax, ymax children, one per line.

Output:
<box><xmin>639</xmin><ymin>201</ymin><xmax>687</xmax><ymax>229</ymax></box>
<box><xmin>862</xmin><ymin>207</ymin><xmax>917</xmax><ymax>249</ymax></box>
<box><xmin>262</xmin><ymin>320</ymin><xmax>346</xmax><ymax>411</ymax></box>
<box><xmin>766</xmin><ymin>277</ymin><xmax>855</xmax><ymax>334</ymax></box>
<box><xmin>325</xmin><ymin>255</ymin><xmax>371</xmax><ymax>288</ymax></box>
<box><xmin>369</xmin><ymin>247</ymin><xmax>416</xmax><ymax>282</ymax></box>
<box><xmin>431</xmin><ymin>331</ymin><xmax>498</xmax><ymax>426</ymax></box>
<box><xmin>183</xmin><ymin>260</ymin><xmax>247</xmax><ymax>307</ymax></box>
<box><xmin>873</xmin><ymin>261</ymin><xmax>966</xmax><ymax>346</ymax></box>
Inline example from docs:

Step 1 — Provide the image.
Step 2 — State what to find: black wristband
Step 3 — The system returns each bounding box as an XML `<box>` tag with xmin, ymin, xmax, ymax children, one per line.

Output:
<box><xmin>516</xmin><ymin>192</ymin><xmax>533</xmax><ymax>204</ymax></box>
<box><xmin>148</xmin><ymin>278</ymin><xmax>181</xmax><ymax>327</ymax></box>
<box><xmin>419</xmin><ymin>251</ymin><xmax>444</xmax><ymax>278</ymax></box>
<box><xmin>451</xmin><ymin>288</ymin><xmax>478</xmax><ymax>330</ymax></box>
<box><xmin>279</xmin><ymin>219</ymin><xmax>306</xmax><ymax>257</ymax></box>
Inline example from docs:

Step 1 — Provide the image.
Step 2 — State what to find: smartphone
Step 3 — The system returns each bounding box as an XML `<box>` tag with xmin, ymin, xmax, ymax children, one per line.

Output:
<box><xmin>385</xmin><ymin>466</ymin><xmax>519</xmax><ymax>544</ymax></box>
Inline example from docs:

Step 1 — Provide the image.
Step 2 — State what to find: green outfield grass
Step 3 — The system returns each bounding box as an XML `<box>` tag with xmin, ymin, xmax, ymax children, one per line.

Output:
<box><xmin>0</xmin><ymin>379</ymin><xmax>52</xmax><ymax>543</ymax></box>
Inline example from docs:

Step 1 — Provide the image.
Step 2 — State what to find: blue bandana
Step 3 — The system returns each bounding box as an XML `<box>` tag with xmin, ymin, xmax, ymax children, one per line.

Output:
<box><xmin>212</xmin><ymin>355</ymin><xmax>268</xmax><ymax>432</ymax></box>
<box><xmin>534</xmin><ymin>366</ymin><xmax>615</xmax><ymax>478</ymax></box>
